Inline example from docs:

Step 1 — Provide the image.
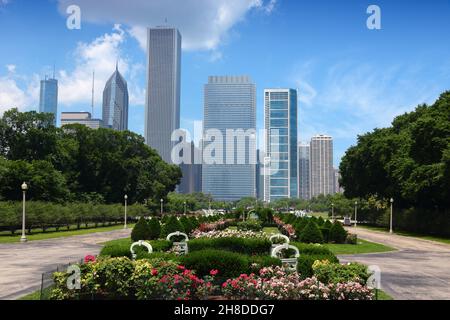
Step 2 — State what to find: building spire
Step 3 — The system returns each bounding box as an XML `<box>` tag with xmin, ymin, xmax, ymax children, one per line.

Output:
<box><xmin>115</xmin><ymin>59</ymin><xmax>118</xmax><ymax>72</ymax></box>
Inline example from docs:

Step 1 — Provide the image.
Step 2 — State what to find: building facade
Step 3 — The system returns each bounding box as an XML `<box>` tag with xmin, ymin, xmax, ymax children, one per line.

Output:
<box><xmin>334</xmin><ymin>168</ymin><xmax>343</xmax><ymax>194</ymax></box>
<box><xmin>264</xmin><ymin>89</ymin><xmax>298</xmax><ymax>202</ymax></box>
<box><xmin>178</xmin><ymin>141</ymin><xmax>203</xmax><ymax>194</ymax></box>
<box><xmin>310</xmin><ymin>135</ymin><xmax>334</xmax><ymax>197</ymax></box>
<box><xmin>202</xmin><ymin>75</ymin><xmax>256</xmax><ymax>201</ymax></box>
<box><xmin>60</xmin><ymin>112</ymin><xmax>103</xmax><ymax>129</ymax></box>
<box><xmin>39</xmin><ymin>77</ymin><xmax>58</xmax><ymax>125</ymax></box>
<box><xmin>102</xmin><ymin>64</ymin><xmax>129</xmax><ymax>131</ymax></box>
<box><xmin>298</xmin><ymin>142</ymin><xmax>311</xmax><ymax>200</ymax></box>
<box><xmin>145</xmin><ymin>27</ymin><xmax>181</xmax><ymax>163</ymax></box>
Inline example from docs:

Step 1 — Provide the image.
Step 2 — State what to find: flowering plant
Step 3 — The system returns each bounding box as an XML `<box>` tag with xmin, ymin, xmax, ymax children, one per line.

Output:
<box><xmin>84</xmin><ymin>255</ymin><xmax>96</xmax><ymax>263</ymax></box>
<box><xmin>191</xmin><ymin>229</ymin><xmax>268</xmax><ymax>239</ymax></box>
<box><xmin>273</xmin><ymin>217</ymin><xmax>296</xmax><ymax>239</ymax></box>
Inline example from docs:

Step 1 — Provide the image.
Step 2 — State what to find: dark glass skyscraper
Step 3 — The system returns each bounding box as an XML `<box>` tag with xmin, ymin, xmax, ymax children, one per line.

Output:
<box><xmin>39</xmin><ymin>76</ymin><xmax>58</xmax><ymax>125</ymax></box>
<box><xmin>102</xmin><ymin>64</ymin><xmax>129</xmax><ymax>131</ymax></box>
<box><xmin>145</xmin><ymin>27</ymin><xmax>181</xmax><ymax>163</ymax></box>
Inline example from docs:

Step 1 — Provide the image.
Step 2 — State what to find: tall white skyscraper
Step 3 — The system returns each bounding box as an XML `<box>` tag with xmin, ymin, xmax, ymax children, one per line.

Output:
<box><xmin>298</xmin><ymin>143</ymin><xmax>310</xmax><ymax>200</ymax></box>
<box><xmin>264</xmin><ymin>89</ymin><xmax>298</xmax><ymax>202</ymax></box>
<box><xmin>145</xmin><ymin>27</ymin><xmax>181</xmax><ymax>163</ymax></box>
<box><xmin>202</xmin><ymin>76</ymin><xmax>256</xmax><ymax>201</ymax></box>
<box><xmin>102</xmin><ymin>64</ymin><xmax>129</xmax><ymax>131</ymax></box>
<box><xmin>310</xmin><ymin>135</ymin><xmax>334</xmax><ymax>197</ymax></box>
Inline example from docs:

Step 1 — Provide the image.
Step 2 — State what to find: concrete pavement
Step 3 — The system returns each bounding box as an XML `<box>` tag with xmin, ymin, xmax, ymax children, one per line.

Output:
<box><xmin>339</xmin><ymin>227</ymin><xmax>450</xmax><ymax>300</ymax></box>
<box><xmin>0</xmin><ymin>228</ymin><xmax>131</xmax><ymax>300</ymax></box>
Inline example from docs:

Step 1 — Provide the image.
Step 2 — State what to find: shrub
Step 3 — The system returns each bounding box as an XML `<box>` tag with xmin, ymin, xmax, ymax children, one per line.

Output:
<box><xmin>316</xmin><ymin>216</ymin><xmax>325</xmax><ymax>227</ymax></box>
<box><xmin>291</xmin><ymin>243</ymin><xmax>335</xmax><ymax>256</ymax></box>
<box><xmin>180</xmin><ymin>249</ymin><xmax>249</xmax><ymax>279</ymax></box>
<box><xmin>131</xmin><ymin>218</ymin><xmax>152</xmax><ymax>242</ymax></box>
<box><xmin>312</xmin><ymin>260</ymin><xmax>370</xmax><ymax>285</ymax></box>
<box><xmin>147</xmin><ymin>218</ymin><xmax>161</xmax><ymax>240</ymax></box>
<box><xmin>323</xmin><ymin>220</ymin><xmax>333</xmax><ymax>229</ymax></box>
<box><xmin>294</xmin><ymin>218</ymin><xmax>308</xmax><ymax>237</ymax></box>
<box><xmin>320</xmin><ymin>227</ymin><xmax>331</xmax><ymax>243</ymax></box>
<box><xmin>329</xmin><ymin>221</ymin><xmax>348</xmax><ymax>244</ymax></box>
<box><xmin>299</xmin><ymin>220</ymin><xmax>324</xmax><ymax>244</ymax></box>
<box><xmin>188</xmin><ymin>237</ymin><xmax>271</xmax><ymax>255</ymax></box>
<box><xmin>297</xmin><ymin>253</ymin><xmax>339</xmax><ymax>278</ymax></box>
<box><xmin>237</xmin><ymin>219</ymin><xmax>263</xmax><ymax>232</ymax></box>
<box><xmin>160</xmin><ymin>216</ymin><xmax>185</xmax><ymax>237</ymax></box>
<box><xmin>248</xmin><ymin>255</ymin><xmax>282</xmax><ymax>271</ymax></box>
<box><xmin>99</xmin><ymin>239</ymin><xmax>171</xmax><ymax>258</ymax></box>
<box><xmin>179</xmin><ymin>216</ymin><xmax>194</xmax><ymax>233</ymax></box>
<box><xmin>346</xmin><ymin>233</ymin><xmax>358</xmax><ymax>245</ymax></box>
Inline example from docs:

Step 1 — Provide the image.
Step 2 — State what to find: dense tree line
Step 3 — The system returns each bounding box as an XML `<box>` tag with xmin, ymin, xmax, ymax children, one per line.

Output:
<box><xmin>0</xmin><ymin>109</ymin><xmax>182</xmax><ymax>205</ymax></box>
<box><xmin>339</xmin><ymin>91</ymin><xmax>450</xmax><ymax>236</ymax></box>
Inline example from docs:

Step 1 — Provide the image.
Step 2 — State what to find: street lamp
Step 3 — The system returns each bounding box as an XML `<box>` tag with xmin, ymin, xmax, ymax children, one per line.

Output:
<box><xmin>331</xmin><ymin>203</ymin><xmax>334</xmax><ymax>221</ymax></box>
<box><xmin>389</xmin><ymin>198</ymin><xmax>394</xmax><ymax>234</ymax></box>
<box><xmin>20</xmin><ymin>182</ymin><xmax>28</xmax><ymax>243</ymax></box>
<box><xmin>184</xmin><ymin>201</ymin><xmax>187</xmax><ymax>215</ymax></box>
<box><xmin>124</xmin><ymin>194</ymin><xmax>128</xmax><ymax>229</ymax></box>
<box><xmin>354</xmin><ymin>201</ymin><xmax>358</xmax><ymax>227</ymax></box>
<box><xmin>160</xmin><ymin>198</ymin><xmax>164</xmax><ymax>215</ymax></box>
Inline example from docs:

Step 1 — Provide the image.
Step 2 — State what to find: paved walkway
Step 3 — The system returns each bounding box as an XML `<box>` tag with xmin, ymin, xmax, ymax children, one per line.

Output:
<box><xmin>0</xmin><ymin>229</ymin><xmax>131</xmax><ymax>300</ymax></box>
<box><xmin>339</xmin><ymin>227</ymin><xmax>450</xmax><ymax>300</ymax></box>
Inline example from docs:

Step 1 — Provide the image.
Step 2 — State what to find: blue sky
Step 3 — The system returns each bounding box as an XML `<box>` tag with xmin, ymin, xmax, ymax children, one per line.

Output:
<box><xmin>1</xmin><ymin>0</ymin><xmax>450</xmax><ymax>167</ymax></box>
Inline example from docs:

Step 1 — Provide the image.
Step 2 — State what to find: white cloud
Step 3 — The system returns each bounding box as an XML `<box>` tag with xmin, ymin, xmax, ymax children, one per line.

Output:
<box><xmin>6</xmin><ymin>64</ymin><xmax>16</xmax><ymax>73</ymax></box>
<box><xmin>57</xmin><ymin>25</ymin><xmax>137</xmax><ymax>109</ymax></box>
<box><xmin>0</xmin><ymin>74</ymin><xmax>39</xmax><ymax>115</ymax></box>
<box><xmin>56</xmin><ymin>0</ymin><xmax>276</xmax><ymax>51</ymax></box>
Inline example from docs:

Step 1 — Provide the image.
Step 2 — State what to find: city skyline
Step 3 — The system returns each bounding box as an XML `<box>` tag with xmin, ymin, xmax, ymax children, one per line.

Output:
<box><xmin>1</xmin><ymin>1</ymin><xmax>450</xmax><ymax>168</ymax></box>
<box><xmin>102</xmin><ymin>63</ymin><xmax>129</xmax><ymax>131</ymax></box>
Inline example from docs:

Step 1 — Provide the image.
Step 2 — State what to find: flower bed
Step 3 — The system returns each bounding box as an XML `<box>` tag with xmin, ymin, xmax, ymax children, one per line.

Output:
<box><xmin>191</xmin><ymin>229</ymin><xmax>268</xmax><ymax>239</ymax></box>
<box><xmin>273</xmin><ymin>216</ymin><xmax>296</xmax><ymax>238</ymax></box>
<box><xmin>222</xmin><ymin>266</ymin><xmax>373</xmax><ymax>300</ymax></box>
<box><xmin>50</xmin><ymin>256</ymin><xmax>373</xmax><ymax>300</ymax></box>
<box><xmin>193</xmin><ymin>219</ymin><xmax>234</xmax><ymax>233</ymax></box>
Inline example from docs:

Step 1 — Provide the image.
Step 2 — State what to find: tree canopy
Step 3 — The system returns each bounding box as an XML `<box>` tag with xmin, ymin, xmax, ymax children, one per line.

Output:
<box><xmin>0</xmin><ymin>108</ymin><xmax>182</xmax><ymax>204</ymax></box>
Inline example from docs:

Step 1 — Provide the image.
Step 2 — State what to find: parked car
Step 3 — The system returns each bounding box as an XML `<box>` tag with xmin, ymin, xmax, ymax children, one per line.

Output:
<box><xmin>343</xmin><ymin>216</ymin><xmax>352</xmax><ymax>226</ymax></box>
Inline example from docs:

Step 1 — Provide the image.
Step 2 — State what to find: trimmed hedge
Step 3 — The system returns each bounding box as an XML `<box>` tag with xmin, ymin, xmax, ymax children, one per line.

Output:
<box><xmin>180</xmin><ymin>249</ymin><xmax>249</xmax><ymax>279</ymax></box>
<box><xmin>299</xmin><ymin>220</ymin><xmax>324</xmax><ymax>244</ymax></box>
<box><xmin>99</xmin><ymin>238</ymin><xmax>171</xmax><ymax>258</ymax></box>
<box><xmin>329</xmin><ymin>221</ymin><xmax>348</xmax><ymax>243</ymax></box>
<box><xmin>188</xmin><ymin>237</ymin><xmax>271</xmax><ymax>255</ymax></box>
<box><xmin>131</xmin><ymin>218</ymin><xmax>152</xmax><ymax>241</ymax></box>
<box><xmin>0</xmin><ymin>201</ymin><xmax>148</xmax><ymax>234</ymax></box>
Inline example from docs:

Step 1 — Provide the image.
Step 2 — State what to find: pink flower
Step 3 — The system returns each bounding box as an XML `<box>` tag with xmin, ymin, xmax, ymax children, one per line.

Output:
<box><xmin>177</xmin><ymin>265</ymin><xmax>186</xmax><ymax>271</ymax></box>
<box><xmin>151</xmin><ymin>268</ymin><xmax>158</xmax><ymax>276</ymax></box>
<box><xmin>84</xmin><ymin>255</ymin><xmax>96</xmax><ymax>263</ymax></box>
<box><xmin>210</xmin><ymin>269</ymin><xmax>219</xmax><ymax>276</ymax></box>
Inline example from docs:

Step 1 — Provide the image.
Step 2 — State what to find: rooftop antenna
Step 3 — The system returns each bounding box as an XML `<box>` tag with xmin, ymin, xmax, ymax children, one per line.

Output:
<box><xmin>91</xmin><ymin>70</ymin><xmax>95</xmax><ymax>117</ymax></box>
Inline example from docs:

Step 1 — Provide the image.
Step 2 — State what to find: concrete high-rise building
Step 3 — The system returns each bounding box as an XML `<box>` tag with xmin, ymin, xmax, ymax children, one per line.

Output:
<box><xmin>310</xmin><ymin>135</ymin><xmax>334</xmax><ymax>197</ymax></box>
<box><xmin>202</xmin><ymin>75</ymin><xmax>256</xmax><ymax>201</ymax></box>
<box><xmin>145</xmin><ymin>27</ymin><xmax>181</xmax><ymax>163</ymax></box>
<box><xmin>178</xmin><ymin>141</ymin><xmax>202</xmax><ymax>194</ymax></box>
<box><xmin>39</xmin><ymin>76</ymin><xmax>58</xmax><ymax>125</ymax></box>
<box><xmin>60</xmin><ymin>112</ymin><xmax>103</xmax><ymax>129</ymax></box>
<box><xmin>334</xmin><ymin>168</ymin><xmax>343</xmax><ymax>194</ymax></box>
<box><xmin>298</xmin><ymin>143</ymin><xmax>310</xmax><ymax>200</ymax></box>
<box><xmin>102</xmin><ymin>64</ymin><xmax>129</xmax><ymax>131</ymax></box>
<box><xmin>256</xmin><ymin>149</ymin><xmax>265</xmax><ymax>200</ymax></box>
<box><xmin>264</xmin><ymin>89</ymin><xmax>298</xmax><ymax>202</ymax></box>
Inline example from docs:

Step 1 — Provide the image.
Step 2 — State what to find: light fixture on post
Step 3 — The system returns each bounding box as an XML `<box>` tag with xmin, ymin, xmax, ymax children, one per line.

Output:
<box><xmin>331</xmin><ymin>203</ymin><xmax>334</xmax><ymax>221</ymax></box>
<box><xmin>390</xmin><ymin>198</ymin><xmax>394</xmax><ymax>234</ymax></box>
<box><xmin>20</xmin><ymin>182</ymin><xmax>28</xmax><ymax>243</ymax></box>
<box><xmin>124</xmin><ymin>194</ymin><xmax>128</xmax><ymax>229</ymax></box>
<box><xmin>354</xmin><ymin>201</ymin><xmax>358</xmax><ymax>227</ymax></box>
<box><xmin>160</xmin><ymin>198</ymin><xmax>164</xmax><ymax>215</ymax></box>
<box><xmin>183</xmin><ymin>201</ymin><xmax>187</xmax><ymax>215</ymax></box>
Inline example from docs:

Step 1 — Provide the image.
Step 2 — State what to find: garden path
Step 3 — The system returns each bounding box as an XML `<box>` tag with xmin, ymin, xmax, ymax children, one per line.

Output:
<box><xmin>339</xmin><ymin>227</ymin><xmax>450</xmax><ymax>300</ymax></box>
<box><xmin>0</xmin><ymin>228</ymin><xmax>131</xmax><ymax>300</ymax></box>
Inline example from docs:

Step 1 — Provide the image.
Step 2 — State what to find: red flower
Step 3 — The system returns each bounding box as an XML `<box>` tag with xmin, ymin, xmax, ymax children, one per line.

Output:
<box><xmin>210</xmin><ymin>269</ymin><xmax>219</xmax><ymax>276</ymax></box>
<box><xmin>151</xmin><ymin>268</ymin><xmax>158</xmax><ymax>276</ymax></box>
<box><xmin>84</xmin><ymin>255</ymin><xmax>96</xmax><ymax>263</ymax></box>
<box><xmin>177</xmin><ymin>265</ymin><xmax>186</xmax><ymax>271</ymax></box>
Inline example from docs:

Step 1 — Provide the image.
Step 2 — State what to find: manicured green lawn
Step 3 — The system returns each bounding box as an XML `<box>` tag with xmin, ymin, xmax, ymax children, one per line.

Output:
<box><xmin>263</xmin><ymin>227</ymin><xmax>280</xmax><ymax>234</ymax></box>
<box><xmin>323</xmin><ymin>239</ymin><xmax>395</xmax><ymax>255</ymax></box>
<box><xmin>0</xmin><ymin>223</ymin><xmax>134</xmax><ymax>243</ymax></box>
<box><xmin>359</xmin><ymin>225</ymin><xmax>450</xmax><ymax>245</ymax></box>
<box><xmin>376</xmin><ymin>289</ymin><xmax>394</xmax><ymax>300</ymax></box>
<box><xmin>309</xmin><ymin>212</ymin><xmax>330</xmax><ymax>219</ymax></box>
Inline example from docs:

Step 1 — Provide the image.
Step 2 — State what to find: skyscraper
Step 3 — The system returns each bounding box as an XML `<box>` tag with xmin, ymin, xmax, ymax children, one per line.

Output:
<box><xmin>178</xmin><ymin>141</ymin><xmax>202</xmax><ymax>194</ymax></box>
<box><xmin>39</xmin><ymin>76</ymin><xmax>58</xmax><ymax>125</ymax></box>
<box><xmin>298</xmin><ymin>143</ymin><xmax>310</xmax><ymax>200</ymax></box>
<box><xmin>334</xmin><ymin>168</ymin><xmax>343</xmax><ymax>194</ymax></box>
<box><xmin>145</xmin><ymin>27</ymin><xmax>181</xmax><ymax>163</ymax></box>
<box><xmin>310</xmin><ymin>135</ymin><xmax>334</xmax><ymax>197</ymax></box>
<box><xmin>202</xmin><ymin>76</ymin><xmax>256</xmax><ymax>201</ymax></box>
<box><xmin>264</xmin><ymin>89</ymin><xmax>298</xmax><ymax>202</ymax></box>
<box><xmin>102</xmin><ymin>64</ymin><xmax>129</xmax><ymax>131</ymax></box>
